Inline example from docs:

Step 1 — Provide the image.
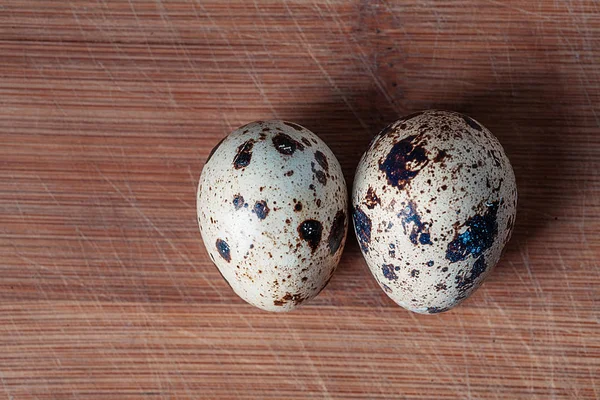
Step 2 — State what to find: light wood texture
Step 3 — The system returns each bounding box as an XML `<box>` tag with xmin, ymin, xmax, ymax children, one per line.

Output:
<box><xmin>1</xmin><ymin>1</ymin><xmax>599</xmax><ymax>398</ymax></box>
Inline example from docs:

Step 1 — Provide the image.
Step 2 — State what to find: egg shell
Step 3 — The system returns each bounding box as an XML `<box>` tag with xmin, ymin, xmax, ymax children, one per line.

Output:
<box><xmin>197</xmin><ymin>120</ymin><xmax>348</xmax><ymax>312</ymax></box>
<box><xmin>352</xmin><ymin>110</ymin><xmax>517</xmax><ymax>314</ymax></box>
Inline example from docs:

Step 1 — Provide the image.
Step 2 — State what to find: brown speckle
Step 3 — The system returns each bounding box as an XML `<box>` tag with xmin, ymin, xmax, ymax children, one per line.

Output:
<box><xmin>273</xmin><ymin>292</ymin><xmax>307</xmax><ymax>307</ymax></box>
<box><xmin>364</xmin><ymin>187</ymin><xmax>381</xmax><ymax>209</ymax></box>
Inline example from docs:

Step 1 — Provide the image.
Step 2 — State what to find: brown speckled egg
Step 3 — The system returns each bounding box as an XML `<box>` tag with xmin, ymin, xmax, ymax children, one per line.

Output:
<box><xmin>352</xmin><ymin>110</ymin><xmax>517</xmax><ymax>314</ymax></box>
<box><xmin>197</xmin><ymin>120</ymin><xmax>348</xmax><ymax>312</ymax></box>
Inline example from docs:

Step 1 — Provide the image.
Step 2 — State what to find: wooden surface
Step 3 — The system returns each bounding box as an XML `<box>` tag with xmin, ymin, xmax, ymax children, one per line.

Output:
<box><xmin>1</xmin><ymin>1</ymin><xmax>599</xmax><ymax>398</ymax></box>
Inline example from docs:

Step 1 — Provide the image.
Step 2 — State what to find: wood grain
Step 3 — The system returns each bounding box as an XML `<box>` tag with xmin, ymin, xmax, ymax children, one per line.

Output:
<box><xmin>1</xmin><ymin>1</ymin><xmax>599</xmax><ymax>398</ymax></box>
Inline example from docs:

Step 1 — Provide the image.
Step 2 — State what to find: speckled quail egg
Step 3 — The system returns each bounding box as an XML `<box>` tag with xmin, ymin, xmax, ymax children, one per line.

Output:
<box><xmin>197</xmin><ymin>120</ymin><xmax>348</xmax><ymax>312</ymax></box>
<box><xmin>352</xmin><ymin>110</ymin><xmax>517</xmax><ymax>314</ymax></box>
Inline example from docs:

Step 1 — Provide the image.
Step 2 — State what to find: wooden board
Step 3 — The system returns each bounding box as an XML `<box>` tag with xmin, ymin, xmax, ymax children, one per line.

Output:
<box><xmin>1</xmin><ymin>1</ymin><xmax>599</xmax><ymax>398</ymax></box>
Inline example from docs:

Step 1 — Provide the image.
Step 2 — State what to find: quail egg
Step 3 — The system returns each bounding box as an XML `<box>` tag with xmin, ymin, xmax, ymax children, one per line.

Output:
<box><xmin>198</xmin><ymin>120</ymin><xmax>348</xmax><ymax>312</ymax></box>
<box><xmin>352</xmin><ymin>110</ymin><xmax>517</xmax><ymax>313</ymax></box>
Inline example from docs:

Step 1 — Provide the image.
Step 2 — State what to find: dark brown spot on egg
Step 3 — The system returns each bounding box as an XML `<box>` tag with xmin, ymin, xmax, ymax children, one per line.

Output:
<box><xmin>364</xmin><ymin>187</ymin><xmax>381</xmax><ymax>209</ymax></box>
<box><xmin>487</xmin><ymin>149</ymin><xmax>502</xmax><ymax>167</ymax></box>
<box><xmin>426</xmin><ymin>306</ymin><xmax>450</xmax><ymax>314</ymax></box>
<box><xmin>314</xmin><ymin>150</ymin><xmax>329</xmax><ymax>172</ymax></box>
<box><xmin>462</xmin><ymin>115</ymin><xmax>483</xmax><ymax>131</ymax></box>
<box><xmin>298</xmin><ymin>219</ymin><xmax>323</xmax><ymax>253</ymax></box>
<box><xmin>283</xmin><ymin>121</ymin><xmax>304</xmax><ymax>131</ymax></box>
<box><xmin>233</xmin><ymin>139</ymin><xmax>255</xmax><ymax>169</ymax></box>
<box><xmin>301</xmin><ymin>137</ymin><xmax>312</xmax><ymax>147</ymax></box>
<box><xmin>272</xmin><ymin>133</ymin><xmax>305</xmax><ymax>155</ymax></box>
<box><xmin>294</xmin><ymin>202</ymin><xmax>302</xmax><ymax>212</ymax></box>
<box><xmin>284</xmin><ymin>170</ymin><xmax>294</xmax><ymax>177</ymax></box>
<box><xmin>328</xmin><ymin>210</ymin><xmax>346</xmax><ymax>255</ymax></box>
<box><xmin>274</xmin><ymin>292</ymin><xmax>307</xmax><ymax>307</ymax></box>
<box><xmin>434</xmin><ymin>149</ymin><xmax>449</xmax><ymax>163</ymax></box>
<box><xmin>311</xmin><ymin>162</ymin><xmax>327</xmax><ymax>185</ymax></box>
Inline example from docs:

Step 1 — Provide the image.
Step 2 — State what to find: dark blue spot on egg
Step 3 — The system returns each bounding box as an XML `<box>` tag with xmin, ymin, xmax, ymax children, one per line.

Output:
<box><xmin>419</xmin><ymin>232</ymin><xmax>432</xmax><ymax>245</ymax></box>
<box><xmin>352</xmin><ymin>206</ymin><xmax>371</xmax><ymax>253</ymax></box>
<box><xmin>446</xmin><ymin>201</ymin><xmax>499</xmax><ymax>263</ymax></box>
<box><xmin>399</xmin><ymin>201</ymin><xmax>432</xmax><ymax>246</ymax></box>
<box><xmin>379</xmin><ymin>135</ymin><xmax>429</xmax><ymax>189</ymax></box>
<box><xmin>455</xmin><ymin>256</ymin><xmax>488</xmax><ymax>299</ymax></box>
<box><xmin>382</xmin><ymin>264</ymin><xmax>398</xmax><ymax>281</ymax></box>
<box><xmin>253</xmin><ymin>200</ymin><xmax>270</xmax><ymax>220</ymax></box>
<box><xmin>215</xmin><ymin>239</ymin><xmax>231</xmax><ymax>262</ymax></box>
<box><xmin>233</xmin><ymin>194</ymin><xmax>244</xmax><ymax>210</ymax></box>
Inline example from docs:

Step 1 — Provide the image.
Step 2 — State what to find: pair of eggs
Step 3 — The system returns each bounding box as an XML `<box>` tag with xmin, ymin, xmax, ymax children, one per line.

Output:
<box><xmin>197</xmin><ymin>111</ymin><xmax>517</xmax><ymax>313</ymax></box>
